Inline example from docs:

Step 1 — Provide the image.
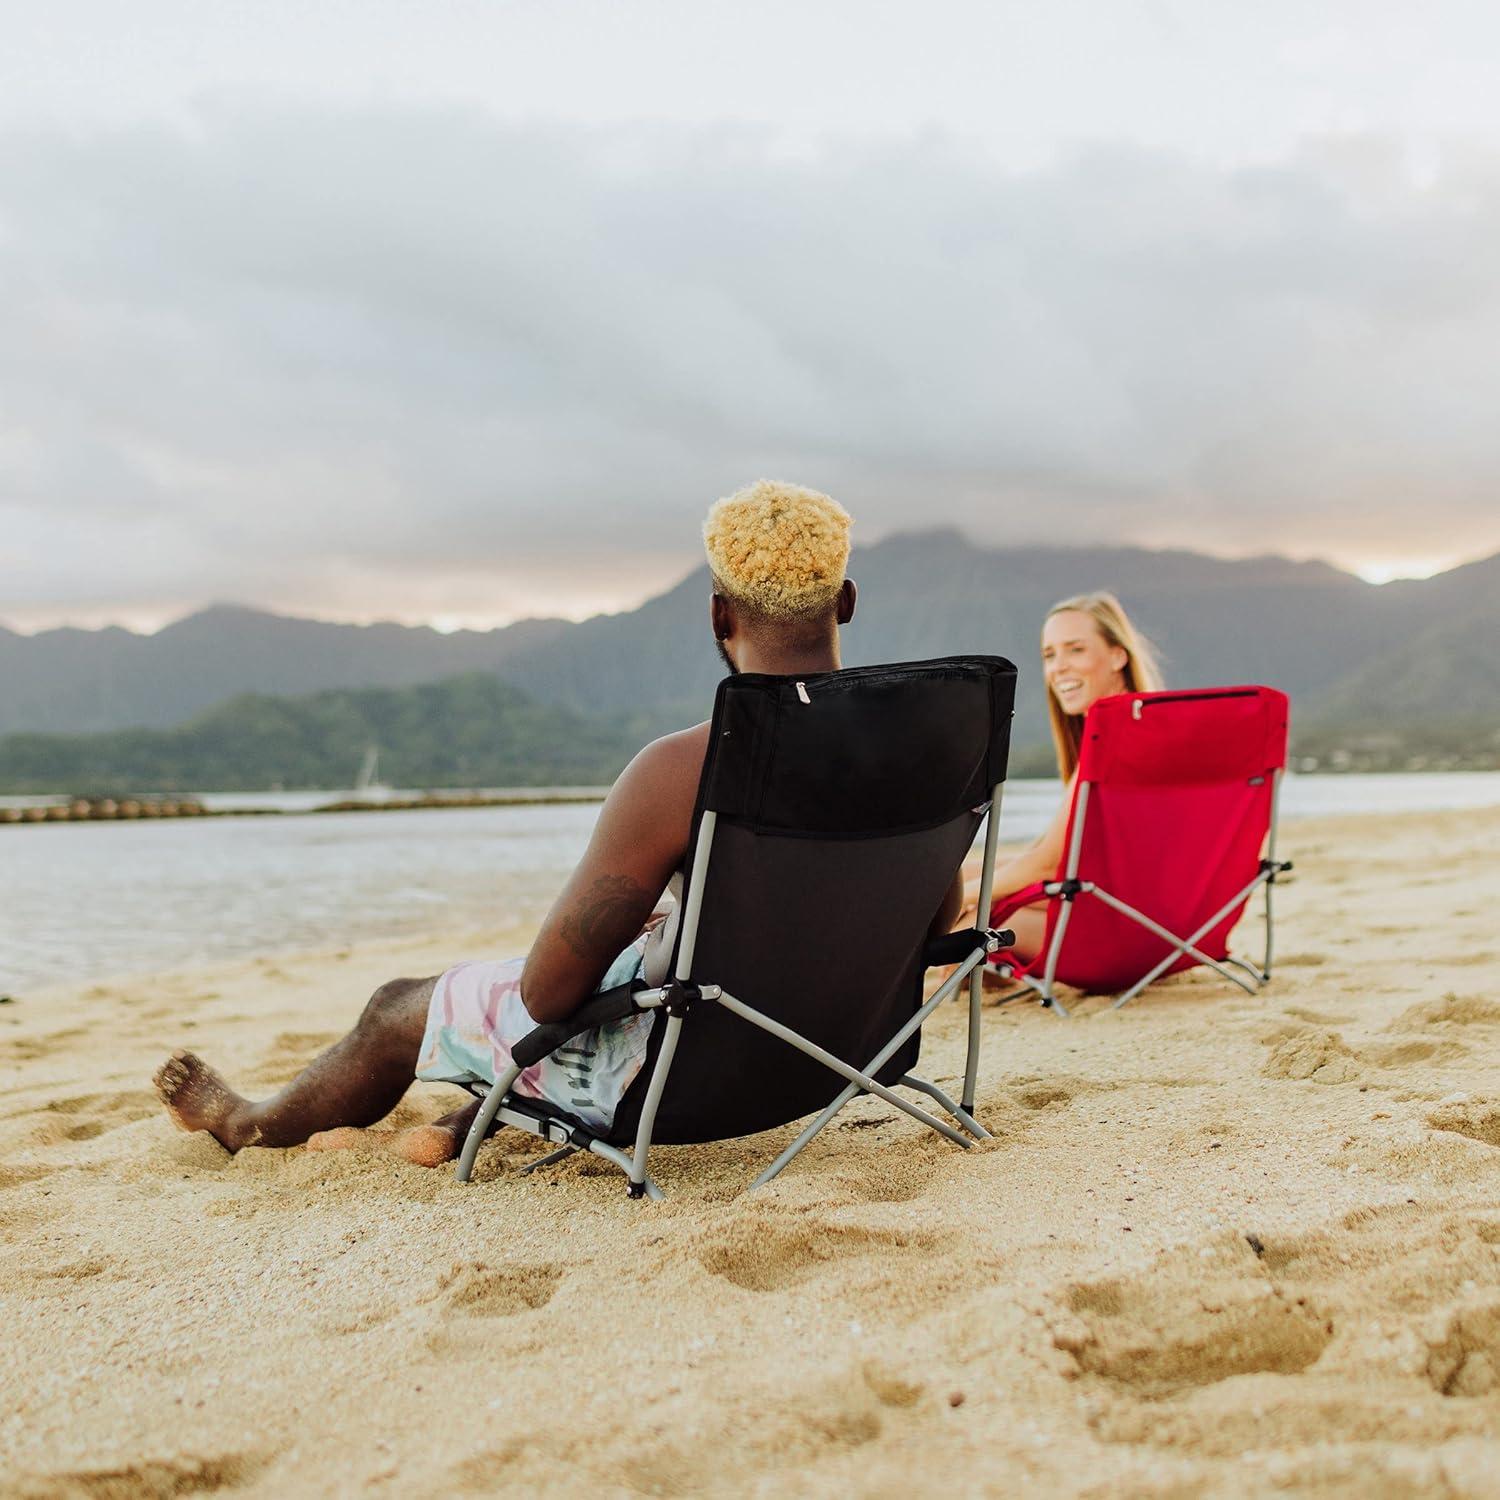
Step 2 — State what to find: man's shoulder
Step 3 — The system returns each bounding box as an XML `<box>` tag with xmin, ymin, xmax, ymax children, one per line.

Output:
<box><xmin>595</xmin><ymin>721</ymin><xmax>711</xmax><ymax>856</ymax></box>
<box><xmin>627</xmin><ymin>720</ymin><xmax>712</xmax><ymax>791</ymax></box>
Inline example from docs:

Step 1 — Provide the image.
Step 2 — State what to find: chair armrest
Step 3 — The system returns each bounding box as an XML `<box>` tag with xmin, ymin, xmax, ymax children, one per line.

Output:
<box><xmin>989</xmin><ymin>882</ymin><xmax>1048</xmax><ymax>924</ymax></box>
<box><xmin>510</xmin><ymin>980</ymin><xmax>648</xmax><ymax>1070</ymax></box>
<box><xmin>923</xmin><ymin>926</ymin><xmax>1016</xmax><ymax>968</ymax></box>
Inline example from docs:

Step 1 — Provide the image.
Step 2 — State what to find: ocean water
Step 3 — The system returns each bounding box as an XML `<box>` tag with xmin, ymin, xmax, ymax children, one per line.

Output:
<box><xmin>3</xmin><ymin>773</ymin><xmax>1499</xmax><ymax>996</ymax></box>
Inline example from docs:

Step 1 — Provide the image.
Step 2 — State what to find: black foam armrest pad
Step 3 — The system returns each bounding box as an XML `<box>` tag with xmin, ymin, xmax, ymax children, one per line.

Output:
<box><xmin>923</xmin><ymin>927</ymin><xmax>987</xmax><ymax>968</ymax></box>
<box><xmin>510</xmin><ymin>980</ymin><xmax>646</xmax><ymax>1070</ymax></box>
<box><xmin>923</xmin><ymin>927</ymin><xmax>1015</xmax><ymax>968</ymax></box>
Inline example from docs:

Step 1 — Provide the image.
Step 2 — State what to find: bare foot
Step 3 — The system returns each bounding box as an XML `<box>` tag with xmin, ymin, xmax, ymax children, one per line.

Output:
<box><xmin>305</xmin><ymin>1119</ymin><xmax>465</xmax><ymax>1168</ymax></box>
<box><xmin>306</xmin><ymin>1126</ymin><xmax>395</xmax><ymax>1153</ymax></box>
<box><xmin>399</xmin><ymin>1099</ymin><xmax>486</xmax><ymax>1167</ymax></box>
<box><xmin>153</xmin><ymin>1050</ymin><xmax>255</xmax><ymax>1151</ymax></box>
<box><xmin>392</xmin><ymin>1123</ymin><xmax>461</xmax><ymax>1167</ymax></box>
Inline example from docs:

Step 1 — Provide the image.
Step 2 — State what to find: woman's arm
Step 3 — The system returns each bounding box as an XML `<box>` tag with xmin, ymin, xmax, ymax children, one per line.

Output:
<box><xmin>992</xmin><ymin>781</ymin><xmax>1070</xmax><ymax>892</ymax></box>
<box><xmin>962</xmin><ymin>775</ymin><xmax>1075</xmax><ymax>916</ymax></box>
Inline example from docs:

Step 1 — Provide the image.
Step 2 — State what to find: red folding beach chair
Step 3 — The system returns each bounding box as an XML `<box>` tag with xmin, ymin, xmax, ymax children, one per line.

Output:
<box><xmin>989</xmin><ymin>686</ymin><xmax>1292</xmax><ymax>1016</ymax></box>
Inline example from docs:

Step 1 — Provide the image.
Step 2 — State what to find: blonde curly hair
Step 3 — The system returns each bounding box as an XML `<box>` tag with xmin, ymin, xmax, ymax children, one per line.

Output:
<box><xmin>702</xmin><ymin>479</ymin><xmax>852</xmax><ymax>618</ymax></box>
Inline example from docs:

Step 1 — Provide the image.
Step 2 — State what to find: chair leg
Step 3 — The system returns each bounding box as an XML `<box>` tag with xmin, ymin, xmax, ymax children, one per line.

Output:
<box><xmin>519</xmin><ymin>1145</ymin><xmax>578</xmax><ymax>1175</ymax></box>
<box><xmin>752</xmin><ymin>1084</ymin><xmax>859</xmax><ymax>1188</ymax></box>
<box><xmin>899</xmin><ymin>1074</ymin><xmax>991</xmax><ymax>1139</ymax></box>
<box><xmin>627</xmin><ymin>1014</ymin><xmax>682</xmax><ymax>1197</ymax></box>
<box><xmin>589</xmin><ymin>1140</ymin><xmax>665</xmax><ymax>1200</ymax></box>
<box><xmin>962</xmin><ymin>967</ymin><xmax>982</xmax><ymax>1113</ymax></box>
<box><xmin>1262</xmin><ymin>871</ymin><xmax>1277</xmax><ymax>981</ymax></box>
<box><xmin>455</xmin><ymin>1063</ymin><xmax>522</xmax><ymax>1184</ymax></box>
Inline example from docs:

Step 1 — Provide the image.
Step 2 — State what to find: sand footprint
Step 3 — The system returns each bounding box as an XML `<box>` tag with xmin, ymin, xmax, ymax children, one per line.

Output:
<box><xmin>0</xmin><ymin>1027</ymin><xmax>89</xmax><ymax>1064</ymax></box>
<box><xmin>1424</xmin><ymin>1296</ymin><xmax>1500</xmax><ymax>1397</ymax></box>
<box><xmin>1052</xmin><ymin>1263</ymin><xmax>1333</xmax><ymax>1397</ymax></box>
<box><xmin>1426</xmin><ymin>1095</ymin><xmax>1500</xmax><ymax>1148</ymax></box>
<box><xmin>1259</xmin><ymin>1024</ymin><xmax>1362</xmax><ymax>1084</ymax></box>
<box><xmin>1361</xmin><ymin>1038</ymin><xmax>1470</xmax><ymax>1068</ymax></box>
<box><xmin>0</xmin><ymin>1163</ymin><xmax>55</xmax><ymax>1190</ymax></box>
<box><xmin>11</xmin><ymin>1450</ymin><xmax>268</xmax><ymax>1498</ymax></box>
<box><xmin>1390</xmin><ymin>993</ymin><xmax>1500</xmax><ymax>1031</ymax></box>
<box><xmin>1007</xmin><ymin>1075</ymin><xmax>1102</xmax><ymax>1111</ymax></box>
<box><xmin>23</xmin><ymin>1088</ymin><xmax>161</xmax><ymax>1147</ymax></box>
<box><xmin>1281</xmin><ymin>1003</ymin><xmax>1352</xmax><ymax>1025</ymax></box>
<box><xmin>439</xmin><ymin>1260</ymin><xmax>564</xmax><ymax>1317</ymax></box>
<box><xmin>693</xmin><ymin>1216</ymin><xmax>946</xmax><ymax>1293</ymax></box>
<box><xmin>616</xmin><ymin>1362</ymin><xmax>892</xmax><ymax>1496</ymax></box>
<box><xmin>35</xmin><ymin>1255</ymin><xmax>125</xmax><ymax>1286</ymax></box>
<box><xmin>246</xmin><ymin>1031</ymin><xmax>342</xmax><ymax>1085</ymax></box>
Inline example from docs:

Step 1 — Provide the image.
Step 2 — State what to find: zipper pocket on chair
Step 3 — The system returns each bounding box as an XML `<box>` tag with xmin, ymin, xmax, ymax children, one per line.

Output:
<box><xmin>1135</xmin><ymin>689</ymin><xmax>1260</xmax><ymax>710</ymax></box>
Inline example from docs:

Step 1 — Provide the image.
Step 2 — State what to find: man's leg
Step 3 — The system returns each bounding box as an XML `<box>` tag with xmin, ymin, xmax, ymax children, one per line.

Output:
<box><xmin>153</xmin><ymin>976</ymin><xmax>439</xmax><ymax>1152</ymax></box>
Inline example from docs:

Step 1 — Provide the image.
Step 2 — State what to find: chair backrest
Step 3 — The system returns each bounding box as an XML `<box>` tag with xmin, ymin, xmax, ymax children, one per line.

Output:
<box><xmin>609</xmin><ymin>657</ymin><xmax>1016</xmax><ymax>1146</ymax></box>
<box><xmin>1042</xmin><ymin>685</ymin><xmax>1290</xmax><ymax>993</ymax></box>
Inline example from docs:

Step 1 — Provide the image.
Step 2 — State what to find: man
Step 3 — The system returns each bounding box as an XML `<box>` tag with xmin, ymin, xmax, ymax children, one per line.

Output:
<box><xmin>154</xmin><ymin>480</ymin><xmax>964</xmax><ymax>1167</ymax></box>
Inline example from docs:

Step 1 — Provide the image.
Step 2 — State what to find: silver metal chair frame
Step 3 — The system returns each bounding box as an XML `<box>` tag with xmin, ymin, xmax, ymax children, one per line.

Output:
<box><xmin>456</xmin><ymin>785</ymin><xmax>1008</xmax><ymax>1195</ymax></box>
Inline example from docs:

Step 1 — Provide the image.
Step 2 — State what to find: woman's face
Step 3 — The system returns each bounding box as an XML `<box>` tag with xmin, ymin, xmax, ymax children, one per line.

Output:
<box><xmin>1042</xmin><ymin>609</ymin><xmax>1128</xmax><ymax>718</ymax></box>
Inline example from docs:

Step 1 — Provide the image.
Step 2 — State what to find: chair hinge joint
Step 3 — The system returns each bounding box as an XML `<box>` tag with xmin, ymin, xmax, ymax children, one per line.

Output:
<box><xmin>663</xmin><ymin>980</ymin><xmax>716</xmax><ymax>1017</ymax></box>
<box><xmin>984</xmin><ymin>927</ymin><xmax>1016</xmax><ymax>954</ymax></box>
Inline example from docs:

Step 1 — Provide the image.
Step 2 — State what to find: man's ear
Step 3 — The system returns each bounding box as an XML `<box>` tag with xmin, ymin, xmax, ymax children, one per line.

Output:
<box><xmin>835</xmin><ymin>578</ymin><xmax>857</xmax><ymax>625</ymax></box>
<box><xmin>710</xmin><ymin>592</ymin><xmax>733</xmax><ymax>641</ymax></box>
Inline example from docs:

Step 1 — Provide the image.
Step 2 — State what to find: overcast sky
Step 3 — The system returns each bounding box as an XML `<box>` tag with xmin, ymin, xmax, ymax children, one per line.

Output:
<box><xmin>4</xmin><ymin>2</ymin><xmax>1500</xmax><ymax>632</ymax></box>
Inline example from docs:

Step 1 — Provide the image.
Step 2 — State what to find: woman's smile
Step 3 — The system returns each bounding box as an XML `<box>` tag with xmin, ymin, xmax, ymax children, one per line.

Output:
<box><xmin>1041</xmin><ymin>609</ymin><xmax>1128</xmax><ymax>716</ymax></box>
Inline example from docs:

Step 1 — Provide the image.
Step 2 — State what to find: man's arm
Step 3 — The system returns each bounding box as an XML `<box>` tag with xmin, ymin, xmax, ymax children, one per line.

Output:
<box><xmin>520</xmin><ymin>724</ymin><xmax>708</xmax><ymax>1025</ymax></box>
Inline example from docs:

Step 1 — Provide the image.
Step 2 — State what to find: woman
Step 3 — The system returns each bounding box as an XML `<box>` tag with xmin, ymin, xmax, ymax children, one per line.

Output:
<box><xmin>975</xmin><ymin>592</ymin><xmax>1163</xmax><ymax>967</ymax></box>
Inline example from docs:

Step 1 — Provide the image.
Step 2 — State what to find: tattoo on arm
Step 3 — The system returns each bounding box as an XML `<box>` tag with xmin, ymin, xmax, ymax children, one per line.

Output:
<box><xmin>558</xmin><ymin>874</ymin><xmax>652</xmax><ymax>961</ymax></box>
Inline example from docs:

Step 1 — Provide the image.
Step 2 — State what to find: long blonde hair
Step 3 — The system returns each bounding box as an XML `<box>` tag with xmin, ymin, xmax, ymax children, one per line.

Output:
<box><xmin>1044</xmin><ymin>592</ymin><xmax>1164</xmax><ymax>781</ymax></box>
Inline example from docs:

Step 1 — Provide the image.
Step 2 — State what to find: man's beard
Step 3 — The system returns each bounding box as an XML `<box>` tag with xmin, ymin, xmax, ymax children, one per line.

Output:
<box><xmin>714</xmin><ymin>638</ymin><xmax>736</xmax><ymax>676</ymax></box>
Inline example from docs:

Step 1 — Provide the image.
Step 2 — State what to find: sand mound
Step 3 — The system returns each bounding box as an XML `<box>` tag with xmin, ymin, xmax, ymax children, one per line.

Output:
<box><xmin>1260</xmin><ymin>1025</ymin><xmax>1363</xmax><ymax>1083</ymax></box>
<box><xmin>1428</xmin><ymin>1096</ymin><xmax>1500</xmax><ymax>1149</ymax></box>
<box><xmin>1053</xmin><ymin>1253</ymin><xmax>1333</xmax><ymax>1396</ymax></box>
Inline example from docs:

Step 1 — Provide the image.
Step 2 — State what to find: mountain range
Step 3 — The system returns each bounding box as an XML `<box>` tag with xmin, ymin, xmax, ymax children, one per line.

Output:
<box><xmin>0</xmin><ymin>675</ymin><xmax>639</xmax><ymax>795</ymax></box>
<box><xmin>3</xmin><ymin>532</ymin><xmax>1497</xmax><ymax>789</ymax></box>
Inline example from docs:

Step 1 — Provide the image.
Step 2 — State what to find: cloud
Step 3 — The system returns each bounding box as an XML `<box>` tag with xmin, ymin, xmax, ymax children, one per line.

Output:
<box><xmin>3</xmin><ymin>105</ymin><xmax>1499</xmax><ymax>627</ymax></box>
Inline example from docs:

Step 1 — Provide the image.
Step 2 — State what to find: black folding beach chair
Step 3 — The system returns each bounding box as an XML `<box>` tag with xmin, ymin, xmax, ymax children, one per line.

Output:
<box><xmin>455</xmin><ymin>656</ymin><xmax>1018</xmax><ymax>1197</ymax></box>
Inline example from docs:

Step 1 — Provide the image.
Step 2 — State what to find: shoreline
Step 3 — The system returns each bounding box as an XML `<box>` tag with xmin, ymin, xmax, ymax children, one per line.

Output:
<box><xmin>4</xmin><ymin>805</ymin><xmax>1499</xmax><ymax>1495</ymax></box>
<box><xmin>0</xmin><ymin>789</ymin><xmax>609</xmax><ymax>826</ymax></box>
<box><xmin>6</xmin><ymin>764</ymin><xmax>1500</xmax><ymax>828</ymax></box>
<box><xmin>3</xmin><ymin>805</ymin><xmax>1495</xmax><ymax>1007</ymax></box>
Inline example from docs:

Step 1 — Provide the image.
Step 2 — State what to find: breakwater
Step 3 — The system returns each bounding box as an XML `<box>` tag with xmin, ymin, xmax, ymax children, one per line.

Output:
<box><xmin>0</xmin><ymin>791</ymin><xmax>605</xmax><ymax>825</ymax></box>
<box><xmin>2</xmin><ymin>797</ymin><xmax>215</xmax><ymax>824</ymax></box>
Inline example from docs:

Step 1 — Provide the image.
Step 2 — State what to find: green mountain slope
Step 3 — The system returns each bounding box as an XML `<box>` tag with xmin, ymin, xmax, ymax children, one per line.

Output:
<box><xmin>0</xmin><ymin>604</ymin><xmax>571</xmax><ymax>737</ymax></box>
<box><xmin>0</xmin><ymin>675</ymin><xmax>647</xmax><ymax>795</ymax></box>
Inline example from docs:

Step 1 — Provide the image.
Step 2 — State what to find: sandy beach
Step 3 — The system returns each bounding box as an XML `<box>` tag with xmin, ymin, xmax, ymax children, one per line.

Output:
<box><xmin>3</xmin><ymin>805</ymin><xmax>1499</xmax><ymax>1498</ymax></box>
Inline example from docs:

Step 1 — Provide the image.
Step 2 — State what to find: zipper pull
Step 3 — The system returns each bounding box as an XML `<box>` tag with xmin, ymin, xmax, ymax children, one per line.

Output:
<box><xmin>1132</xmin><ymin>698</ymin><xmax>1143</xmax><ymax>720</ymax></box>
<box><xmin>795</xmin><ymin>681</ymin><xmax>812</xmax><ymax>704</ymax></box>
